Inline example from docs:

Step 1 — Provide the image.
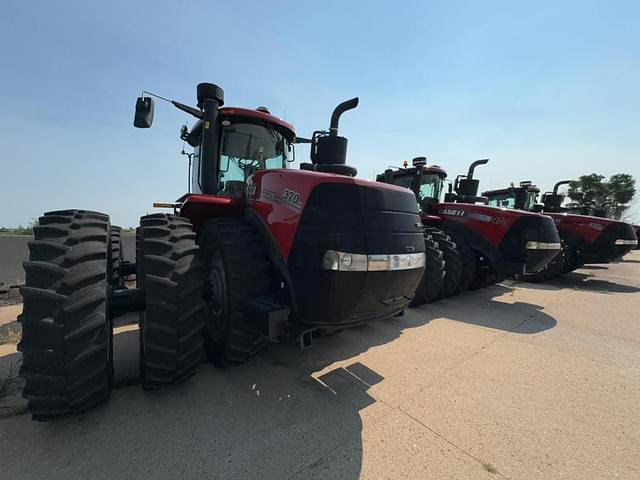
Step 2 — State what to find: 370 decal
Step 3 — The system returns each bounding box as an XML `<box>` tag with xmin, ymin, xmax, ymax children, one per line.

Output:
<box><xmin>282</xmin><ymin>189</ymin><xmax>301</xmax><ymax>204</ymax></box>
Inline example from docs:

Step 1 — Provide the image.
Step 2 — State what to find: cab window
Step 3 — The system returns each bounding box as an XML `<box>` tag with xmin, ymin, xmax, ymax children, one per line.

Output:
<box><xmin>487</xmin><ymin>193</ymin><xmax>516</xmax><ymax>208</ymax></box>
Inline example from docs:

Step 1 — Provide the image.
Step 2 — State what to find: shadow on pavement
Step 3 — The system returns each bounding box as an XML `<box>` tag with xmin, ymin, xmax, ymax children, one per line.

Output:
<box><xmin>0</xmin><ymin>281</ymin><xmax>558</xmax><ymax>479</ymax></box>
<box><xmin>415</xmin><ymin>284</ymin><xmax>557</xmax><ymax>334</ymax></box>
<box><xmin>516</xmin><ymin>271</ymin><xmax>640</xmax><ymax>294</ymax></box>
<box><xmin>0</xmin><ymin>317</ymin><xmax>400</xmax><ymax>479</ymax></box>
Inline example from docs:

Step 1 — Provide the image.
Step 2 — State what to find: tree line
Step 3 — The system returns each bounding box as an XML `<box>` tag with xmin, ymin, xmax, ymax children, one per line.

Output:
<box><xmin>567</xmin><ymin>173</ymin><xmax>636</xmax><ymax>221</ymax></box>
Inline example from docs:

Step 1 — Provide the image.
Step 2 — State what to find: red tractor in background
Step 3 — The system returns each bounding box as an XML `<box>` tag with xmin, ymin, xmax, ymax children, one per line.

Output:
<box><xmin>18</xmin><ymin>83</ymin><xmax>427</xmax><ymax>421</ymax></box>
<box><xmin>377</xmin><ymin>158</ymin><xmax>561</xmax><ymax>304</ymax></box>
<box><xmin>483</xmin><ymin>181</ymin><xmax>638</xmax><ymax>281</ymax></box>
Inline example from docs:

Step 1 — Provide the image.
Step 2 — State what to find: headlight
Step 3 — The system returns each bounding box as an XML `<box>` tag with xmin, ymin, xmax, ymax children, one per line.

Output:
<box><xmin>525</xmin><ymin>241</ymin><xmax>561</xmax><ymax>250</ymax></box>
<box><xmin>322</xmin><ymin>250</ymin><xmax>426</xmax><ymax>271</ymax></box>
<box><xmin>614</xmin><ymin>239</ymin><xmax>638</xmax><ymax>246</ymax></box>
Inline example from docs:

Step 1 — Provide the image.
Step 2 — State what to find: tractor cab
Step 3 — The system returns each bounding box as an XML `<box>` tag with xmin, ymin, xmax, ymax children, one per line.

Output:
<box><xmin>376</xmin><ymin>157</ymin><xmax>490</xmax><ymax>209</ymax></box>
<box><xmin>484</xmin><ymin>181</ymin><xmax>568</xmax><ymax>213</ymax></box>
<box><xmin>135</xmin><ymin>83</ymin><xmax>297</xmax><ymax>199</ymax></box>
<box><xmin>183</xmin><ymin>107</ymin><xmax>295</xmax><ymax>198</ymax></box>
<box><xmin>485</xmin><ymin>181</ymin><xmax>543</xmax><ymax>212</ymax></box>
<box><xmin>377</xmin><ymin>157</ymin><xmax>447</xmax><ymax>210</ymax></box>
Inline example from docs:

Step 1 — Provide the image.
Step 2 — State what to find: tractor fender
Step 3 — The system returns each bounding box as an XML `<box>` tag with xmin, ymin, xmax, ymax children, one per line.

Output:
<box><xmin>244</xmin><ymin>209</ymin><xmax>298</xmax><ymax>313</ymax></box>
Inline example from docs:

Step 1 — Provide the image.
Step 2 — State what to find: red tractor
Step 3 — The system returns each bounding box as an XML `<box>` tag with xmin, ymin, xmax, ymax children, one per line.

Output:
<box><xmin>483</xmin><ymin>181</ymin><xmax>638</xmax><ymax>280</ymax></box>
<box><xmin>377</xmin><ymin>158</ymin><xmax>561</xmax><ymax>304</ymax></box>
<box><xmin>18</xmin><ymin>83</ymin><xmax>427</xmax><ymax>420</ymax></box>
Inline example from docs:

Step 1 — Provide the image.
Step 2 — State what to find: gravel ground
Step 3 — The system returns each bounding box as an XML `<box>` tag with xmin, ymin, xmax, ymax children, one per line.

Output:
<box><xmin>0</xmin><ymin>252</ymin><xmax>638</xmax><ymax>479</ymax></box>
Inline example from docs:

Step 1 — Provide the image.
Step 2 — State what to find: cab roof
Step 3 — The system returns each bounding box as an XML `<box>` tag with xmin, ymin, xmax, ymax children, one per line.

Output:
<box><xmin>220</xmin><ymin>107</ymin><xmax>296</xmax><ymax>138</ymax></box>
<box><xmin>483</xmin><ymin>185</ymin><xmax>540</xmax><ymax>196</ymax></box>
<box><xmin>385</xmin><ymin>165</ymin><xmax>448</xmax><ymax>177</ymax></box>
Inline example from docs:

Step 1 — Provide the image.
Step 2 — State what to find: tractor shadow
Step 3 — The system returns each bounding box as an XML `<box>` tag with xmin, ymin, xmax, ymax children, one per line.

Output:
<box><xmin>414</xmin><ymin>284</ymin><xmax>557</xmax><ymax>334</ymax></box>
<box><xmin>1</xmin><ymin>284</ymin><xmax>555</xmax><ymax>480</ymax></box>
<box><xmin>1</xmin><ymin>322</ymin><xmax>384</xmax><ymax>480</ymax></box>
<box><xmin>515</xmin><ymin>271</ymin><xmax>640</xmax><ymax>294</ymax></box>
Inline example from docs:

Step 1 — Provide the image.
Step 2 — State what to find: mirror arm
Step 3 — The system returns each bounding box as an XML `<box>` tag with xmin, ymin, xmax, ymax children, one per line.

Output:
<box><xmin>141</xmin><ymin>91</ymin><xmax>203</xmax><ymax>120</ymax></box>
<box><xmin>171</xmin><ymin>101</ymin><xmax>203</xmax><ymax>120</ymax></box>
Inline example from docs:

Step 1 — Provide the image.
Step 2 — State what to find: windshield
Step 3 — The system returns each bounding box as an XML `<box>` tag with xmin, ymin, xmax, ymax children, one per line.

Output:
<box><xmin>219</xmin><ymin>121</ymin><xmax>290</xmax><ymax>189</ymax></box>
<box><xmin>390</xmin><ymin>172</ymin><xmax>444</xmax><ymax>202</ymax></box>
<box><xmin>418</xmin><ymin>173</ymin><xmax>444</xmax><ymax>202</ymax></box>
<box><xmin>487</xmin><ymin>192</ymin><xmax>517</xmax><ymax>209</ymax></box>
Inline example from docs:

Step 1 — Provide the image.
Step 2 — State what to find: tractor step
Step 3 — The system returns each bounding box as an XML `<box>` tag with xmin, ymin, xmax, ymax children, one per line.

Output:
<box><xmin>245</xmin><ymin>297</ymin><xmax>290</xmax><ymax>341</ymax></box>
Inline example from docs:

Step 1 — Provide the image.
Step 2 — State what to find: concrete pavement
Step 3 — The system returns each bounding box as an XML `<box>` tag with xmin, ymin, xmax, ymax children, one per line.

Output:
<box><xmin>1</xmin><ymin>252</ymin><xmax>639</xmax><ymax>479</ymax></box>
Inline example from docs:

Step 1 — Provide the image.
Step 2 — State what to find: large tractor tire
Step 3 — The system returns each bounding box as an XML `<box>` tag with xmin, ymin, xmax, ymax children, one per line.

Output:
<box><xmin>410</xmin><ymin>233</ymin><xmax>444</xmax><ymax>307</ymax></box>
<box><xmin>109</xmin><ymin>225</ymin><xmax>124</xmax><ymax>288</ymax></box>
<box><xmin>199</xmin><ymin>217</ymin><xmax>273</xmax><ymax>365</ymax></box>
<box><xmin>426</xmin><ymin>227</ymin><xmax>462</xmax><ymax>299</ymax></box>
<box><xmin>18</xmin><ymin>210</ymin><xmax>114</xmax><ymax>421</ymax></box>
<box><xmin>561</xmin><ymin>243</ymin><xmax>580</xmax><ymax>274</ymax></box>
<box><xmin>448</xmin><ymin>233</ymin><xmax>477</xmax><ymax>296</ymax></box>
<box><xmin>137</xmin><ymin>214</ymin><xmax>205</xmax><ymax>390</ymax></box>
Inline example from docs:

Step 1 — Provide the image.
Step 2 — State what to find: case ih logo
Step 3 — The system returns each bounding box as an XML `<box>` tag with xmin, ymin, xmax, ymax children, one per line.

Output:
<box><xmin>438</xmin><ymin>208</ymin><xmax>465</xmax><ymax>217</ymax></box>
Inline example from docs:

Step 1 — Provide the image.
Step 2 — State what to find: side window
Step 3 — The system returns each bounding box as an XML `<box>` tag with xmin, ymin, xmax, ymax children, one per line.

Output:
<box><xmin>419</xmin><ymin>183</ymin><xmax>435</xmax><ymax>199</ymax></box>
<box><xmin>191</xmin><ymin>146</ymin><xmax>202</xmax><ymax>194</ymax></box>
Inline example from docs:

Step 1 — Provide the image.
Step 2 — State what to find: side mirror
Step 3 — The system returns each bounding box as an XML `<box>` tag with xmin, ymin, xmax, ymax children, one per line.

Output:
<box><xmin>532</xmin><ymin>203</ymin><xmax>544</xmax><ymax>213</ymax></box>
<box><xmin>287</xmin><ymin>143</ymin><xmax>295</xmax><ymax>163</ymax></box>
<box><xmin>134</xmin><ymin>96</ymin><xmax>155</xmax><ymax>128</ymax></box>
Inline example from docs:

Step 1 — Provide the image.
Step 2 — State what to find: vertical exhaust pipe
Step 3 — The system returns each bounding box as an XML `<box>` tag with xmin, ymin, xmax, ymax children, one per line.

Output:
<box><xmin>466</xmin><ymin>159</ymin><xmax>489</xmax><ymax>179</ymax></box>
<box><xmin>553</xmin><ymin>180</ymin><xmax>571</xmax><ymax>195</ymax></box>
<box><xmin>329</xmin><ymin>98</ymin><xmax>359</xmax><ymax>136</ymax></box>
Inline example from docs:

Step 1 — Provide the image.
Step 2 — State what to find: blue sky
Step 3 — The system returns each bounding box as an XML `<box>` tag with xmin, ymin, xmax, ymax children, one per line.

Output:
<box><xmin>1</xmin><ymin>0</ymin><xmax>638</xmax><ymax>227</ymax></box>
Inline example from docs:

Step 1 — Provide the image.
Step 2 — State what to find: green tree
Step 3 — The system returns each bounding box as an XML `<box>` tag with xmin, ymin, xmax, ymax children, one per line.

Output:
<box><xmin>568</xmin><ymin>174</ymin><xmax>607</xmax><ymax>216</ymax></box>
<box><xmin>568</xmin><ymin>173</ymin><xmax>636</xmax><ymax>219</ymax></box>
<box><xmin>608</xmin><ymin>174</ymin><xmax>636</xmax><ymax>219</ymax></box>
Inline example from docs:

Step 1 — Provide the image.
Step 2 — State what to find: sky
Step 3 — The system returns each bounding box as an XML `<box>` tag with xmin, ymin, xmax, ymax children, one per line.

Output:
<box><xmin>1</xmin><ymin>0</ymin><xmax>638</xmax><ymax>227</ymax></box>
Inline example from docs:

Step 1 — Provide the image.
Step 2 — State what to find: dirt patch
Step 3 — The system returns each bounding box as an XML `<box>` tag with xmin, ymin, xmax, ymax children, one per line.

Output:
<box><xmin>0</xmin><ymin>283</ymin><xmax>22</xmax><ymax>307</ymax></box>
<box><xmin>0</xmin><ymin>349</ymin><xmax>26</xmax><ymax>418</ymax></box>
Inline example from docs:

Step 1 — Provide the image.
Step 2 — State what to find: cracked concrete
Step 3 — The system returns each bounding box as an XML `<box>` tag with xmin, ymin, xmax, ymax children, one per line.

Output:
<box><xmin>0</xmin><ymin>252</ymin><xmax>638</xmax><ymax>479</ymax></box>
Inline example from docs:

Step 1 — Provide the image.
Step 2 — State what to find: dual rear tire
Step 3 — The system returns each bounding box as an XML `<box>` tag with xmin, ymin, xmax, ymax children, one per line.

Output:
<box><xmin>19</xmin><ymin>211</ymin><xmax>207</xmax><ymax>420</ymax></box>
<box><xmin>19</xmin><ymin>210</ymin><xmax>114</xmax><ymax>421</ymax></box>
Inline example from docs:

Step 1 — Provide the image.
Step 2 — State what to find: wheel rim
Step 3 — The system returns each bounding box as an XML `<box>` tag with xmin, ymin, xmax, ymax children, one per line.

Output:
<box><xmin>206</xmin><ymin>251</ymin><xmax>227</xmax><ymax>338</ymax></box>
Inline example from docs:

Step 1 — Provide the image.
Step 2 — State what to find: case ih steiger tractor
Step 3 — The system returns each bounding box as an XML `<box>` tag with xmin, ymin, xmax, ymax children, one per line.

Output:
<box><xmin>18</xmin><ymin>83</ymin><xmax>427</xmax><ymax>421</ymax></box>
<box><xmin>483</xmin><ymin>181</ymin><xmax>638</xmax><ymax>281</ymax></box>
<box><xmin>377</xmin><ymin>158</ymin><xmax>561</xmax><ymax>304</ymax></box>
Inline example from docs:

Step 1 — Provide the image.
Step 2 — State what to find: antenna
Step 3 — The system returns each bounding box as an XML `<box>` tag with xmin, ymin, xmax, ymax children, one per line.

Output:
<box><xmin>180</xmin><ymin>122</ymin><xmax>194</xmax><ymax>193</ymax></box>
